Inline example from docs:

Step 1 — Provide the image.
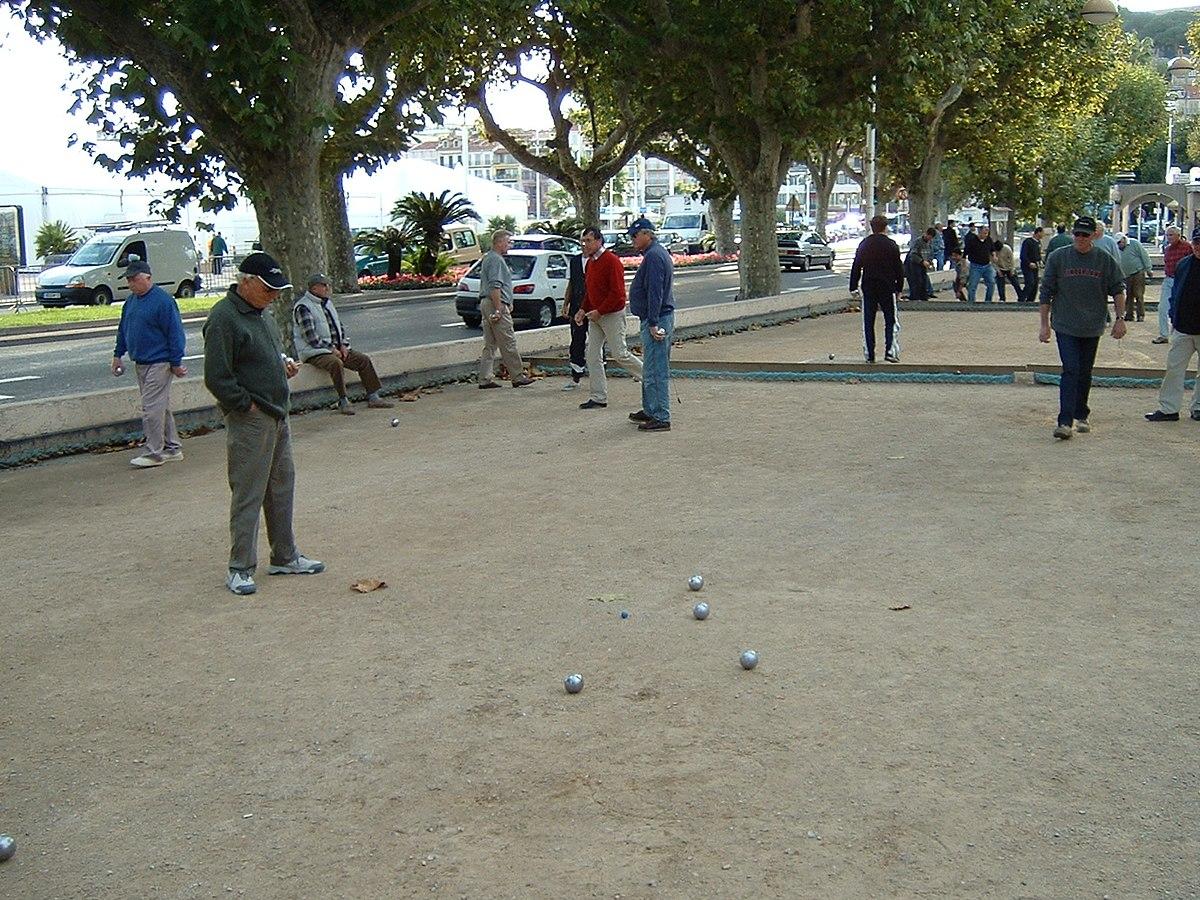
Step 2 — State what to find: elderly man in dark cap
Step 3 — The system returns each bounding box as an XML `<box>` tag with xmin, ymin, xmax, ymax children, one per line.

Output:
<box><xmin>1038</xmin><ymin>215</ymin><xmax>1126</xmax><ymax>441</ymax></box>
<box><xmin>203</xmin><ymin>252</ymin><xmax>325</xmax><ymax>597</ymax></box>
<box><xmin>292</xmin><ymin>273</ymin><xmax>393</xmax><ymax>415</ymax></box>
<box><xmin>111</xmin><ymin>258</ymin><xmax>188</xmax><ymax>468</ymax></box>
<box><xmin>625</xmin><ymin>217</ymin><xmax>675</xmax><ymax>431</ymax></box>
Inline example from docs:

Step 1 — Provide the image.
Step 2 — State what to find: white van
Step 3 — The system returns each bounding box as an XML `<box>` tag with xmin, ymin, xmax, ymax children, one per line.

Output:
<box><xmin>660</xmin><ymin>195</ymin><xmax>710</xmax><ymax>254</ymax></box>
<box><xmin>35</xmin><ymin>221</ymin><xmax>200</xmax><ymax>307</ymax></box>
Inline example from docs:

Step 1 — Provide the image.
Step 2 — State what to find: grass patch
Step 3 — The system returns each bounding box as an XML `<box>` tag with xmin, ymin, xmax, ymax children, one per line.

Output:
<box><xmin>2</xmin><ymin>293</ymin><xmax>223</xmax><ymax>329</ymax></box>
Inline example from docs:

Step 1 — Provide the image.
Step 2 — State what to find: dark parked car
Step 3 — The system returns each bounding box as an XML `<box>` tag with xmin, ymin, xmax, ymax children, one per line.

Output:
<box><xmin>777</xmin><ymin>231</ymin><xmax>834</xmax><ymax>271</ymax></box>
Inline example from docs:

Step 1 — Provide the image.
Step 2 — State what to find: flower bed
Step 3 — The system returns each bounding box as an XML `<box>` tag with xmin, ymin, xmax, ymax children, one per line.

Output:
<box><xmin>620</xmin><ymin>252</ymin><xmax>738</xmax><ymax>269</ymax></box>
<box><xmin>358</xmin><ymin>266</ymin><xmax>469</xmax><ymax>291</ymax></box>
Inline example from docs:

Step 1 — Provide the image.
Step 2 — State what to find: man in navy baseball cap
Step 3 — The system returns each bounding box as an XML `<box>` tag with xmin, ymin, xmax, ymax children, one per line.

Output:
<box><xmin>626</xmin><ymin>216</ymin><xmax>655</xmax><ymax>238</ymax></box>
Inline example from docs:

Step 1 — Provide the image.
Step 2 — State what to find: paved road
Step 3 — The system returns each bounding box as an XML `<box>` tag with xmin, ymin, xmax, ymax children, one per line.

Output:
<box><xmin>0</xmin><ymin>262</ymin><xmax>850</xmax><ymax>403</ymax></box>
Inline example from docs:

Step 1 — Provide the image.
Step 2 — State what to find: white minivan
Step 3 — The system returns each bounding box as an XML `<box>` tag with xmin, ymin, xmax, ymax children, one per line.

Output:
<box><xmin>36</xmin><ymin>222</ymin><xmax>201</xmax><ymax>307</ymax></box>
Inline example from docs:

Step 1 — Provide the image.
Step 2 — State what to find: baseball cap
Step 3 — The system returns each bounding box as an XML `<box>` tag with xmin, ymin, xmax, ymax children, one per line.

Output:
<box><xmin>1192</xmin><ymin>226</ymin><xmax>1200</xmax><ymax>242</ymax></box>
<box><xmin>1114</xmin><ymin>232</ymin><xmax>1127</xmax><ymax>243</ymax></box>
<box><xmin>238</xmin><ymin>251</ymin><xmax>292</xmax><ymax>290</ymax></box>
<box><xmin>626</xmin><ymin>216</ymin><xmax>655</xmax><ymax>237</ymax></box>
<box><xmin>124</xmin><ymin>259</ymin><xmax>152</xmax><ymax>277</ymax></box>
<box><xmin>1072</xmin><ymin>215</ymin><xmax>1097</xmax><ymax>235</ymax></box>
<box><xmin>307</xmin><ymin>273</ymin><xmax>330</xmax><ymax>288</ymax></box>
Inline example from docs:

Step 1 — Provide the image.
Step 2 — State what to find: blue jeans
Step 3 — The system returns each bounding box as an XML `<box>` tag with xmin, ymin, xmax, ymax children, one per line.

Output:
<box><xmin>640</xmin><ymin>312</ymin><xmax>673</xmax><ymax>422</ymax></box>
<box><xmin>1055</xmin><ymin>332</ymin><xmax>1100</xmax><ymax>427</ymax></box>
<box><xmin>967</xmin><ymin>262</ymin><xmax>995</xmax><ymax>303</ymax></box>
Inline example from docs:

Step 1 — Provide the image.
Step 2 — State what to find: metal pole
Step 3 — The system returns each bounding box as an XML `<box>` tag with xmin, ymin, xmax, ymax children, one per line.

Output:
<box><xmin>1165</xmin><ymin>108</ymin><xmax>1174</xmax><ymax>184</ymax></box>
<box><xmin>865</xmin><ymin>75</ymin><xmax>877</xmax><ymax>227</ymax></box>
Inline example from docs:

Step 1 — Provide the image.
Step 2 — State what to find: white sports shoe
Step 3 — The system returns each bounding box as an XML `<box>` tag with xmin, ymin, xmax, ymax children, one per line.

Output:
<box><xmin>130</xmin><ymin>453</ymin><xmax>165</xmax><ymax>468</ymax></box>
<box><xmin>267</xmin><ymin>555</ymin><xmax>326</xmax><ymax>576</ymax></box>
<box><xmin>226</xmin><ymin>571</ymin><xmax>257</xmax><ymax>595</ymax></box>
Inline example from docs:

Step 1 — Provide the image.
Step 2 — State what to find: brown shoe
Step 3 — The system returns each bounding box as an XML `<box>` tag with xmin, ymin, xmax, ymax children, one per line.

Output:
<box><xmin>637</xmin><ymin>419</ymin><xmax>671</xmax><ymax>431</ymax></box>
<box><xmin>367</xmin><ymin>397</ymin><xmax>395</xmax><ymax>409</ymax></box>
<box><xmin>629</xmin><ymin>409</ymin><xmax>651</xmax><ymax>422</ymax></box>
<box><xmin>478</xmin><ymin>381</ymin><xmax>501</xmax><ymax>389</ymax></box>
<box><xmin>511</xmin><ymin>375</ymin><xmax>535</xmax><ymax>387</ymax></box>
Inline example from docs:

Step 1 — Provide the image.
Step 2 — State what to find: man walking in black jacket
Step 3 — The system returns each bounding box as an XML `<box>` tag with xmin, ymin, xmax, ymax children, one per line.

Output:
<box><xmin>1020</xmin><ymin>227</ymin><xmax>1043</xmax><ymax>303</ymax></box>
<box><xmin>942</xmin><ymin>219</ymin><xmax>961</xmax><ymax>270</ymax></box>
<box><xmin>850</xmin><ymin>215</ymin><xmax>905</xmax><ymax>362</ymax></box>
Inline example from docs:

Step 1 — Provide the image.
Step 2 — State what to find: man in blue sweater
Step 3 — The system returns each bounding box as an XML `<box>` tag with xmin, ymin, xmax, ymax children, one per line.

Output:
<box><xmin>626</xmin><ymin>217</ymin><xmax>675</xmax><ymax>431</ymax></box>
<box><xmin>111</xmin><ymin>259</ymin><xmax>188</xmax><ymax>467</ymax></box>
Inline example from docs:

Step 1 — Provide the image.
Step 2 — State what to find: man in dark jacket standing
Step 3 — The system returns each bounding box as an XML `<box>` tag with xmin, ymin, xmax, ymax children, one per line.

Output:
<box><xmin>625</xmin><ymin>217</ymin><xmax>674</xmax><ymax>431</ymax></box>
<box><xmin>1019</xmin><ymin>227</ymin><xmax>1043</xmax><ymax>304</ymax></box>
<box><xmin>1146</xmin><ymin>227</ymin><xmax>1200</xmax><ymax>422</ymax></box>
<box><xmin>203</xmin><ymin>252</ymin><xmax>325</xmax><ymax>597</ymax></box>
<box><xmin>942</xmin><ymin>219</ymin><xmax>961</xmax><ymax>270</ymax></box>
<box><xmin>964</xmin><ymin>224</ymin><xmax>996</xmax><ymax>303</ymax></box>
<box><xmin>850</xmin><ymin>215</ymin><xmax>904</xmax><ymax>362</ymax></box>
<box><xmin>111</xmin><ymin>259</ymin><xmax>188</xmax><ymax>468</ymax></box>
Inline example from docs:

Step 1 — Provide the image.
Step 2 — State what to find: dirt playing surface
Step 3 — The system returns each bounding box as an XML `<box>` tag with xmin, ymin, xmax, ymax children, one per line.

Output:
<box><xmin>1</xmin><ymin>311</ymin><xmax>1197</xmax><ymax>898</ymax></box>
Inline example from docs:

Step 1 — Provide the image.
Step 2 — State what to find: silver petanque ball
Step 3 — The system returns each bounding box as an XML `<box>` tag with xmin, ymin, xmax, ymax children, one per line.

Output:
<box><xmin>688</xmin><ymin>574</ymin><xmax>704</xmax><ymax>592</ymax></box>
<box><xmin>390</xmin><ymin>418</ymin><xmax>400</xmax><ymax>428</ymax></box>
<box><xmin>563</xmin><ymin>673</ymin><xmax>584</xmax><ymax>694</ymax></box>
<box><xmin>0</xmin><ymin>834</ymin><xmax>15</xmax><ymax>862</ymax></box>
<box><xmin>693</xmin><ymin>602</ymin><xmax>710</xmax><ymax>620</ymax></box>
<box><xmin>739</xmin><ymin>650</ymin><xmax>759</xmax><ymax>670</ymax></box>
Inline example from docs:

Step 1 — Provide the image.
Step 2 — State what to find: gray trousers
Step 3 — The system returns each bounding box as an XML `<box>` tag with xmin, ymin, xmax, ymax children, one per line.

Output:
<box><xmin>135</xmin><ymin>362</ymin><xmax>180</xmax><ymax>456</ymax></box>
<box><xmin>586</xmin><ymin>310</ymin><xmax>643</xmax><ymax>403</ymax></box>
<box><xmin>1157</xmin><ymin>332</ymin><xmax>1200</xmax><ymax>415</ymax></box>
<box><xmin>225</xmin><ymin>407</ymin><xmax>297</xmax><ymax>574</ymax></box>
<box><xmin>478</xmin><ymin>305</ymin><xmax>525</xmax><ymax>384</ymax></box>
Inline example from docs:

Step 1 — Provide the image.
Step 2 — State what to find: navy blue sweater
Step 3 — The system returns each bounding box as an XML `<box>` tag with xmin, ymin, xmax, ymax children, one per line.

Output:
<box><xmin>628</xmin><ymin>239</ymin><xmax>675</xmax><ymax>325</ymax></box>
<box><xmin>114</xmin><ymin>285</ymin><xmax>186</xmax><ymax>366</ymax></box>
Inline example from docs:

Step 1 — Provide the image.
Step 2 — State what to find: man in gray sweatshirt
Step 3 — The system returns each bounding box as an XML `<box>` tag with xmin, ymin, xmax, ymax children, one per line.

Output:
<box><xmin>1039</xmin><ymin>216</ymin><xmax>1127</xmax><ymax>441</ymax></box>
<box><xmin>477</xmin><ymin>230</ymin><xmax>534</xmax><ymax>389</ymax></box>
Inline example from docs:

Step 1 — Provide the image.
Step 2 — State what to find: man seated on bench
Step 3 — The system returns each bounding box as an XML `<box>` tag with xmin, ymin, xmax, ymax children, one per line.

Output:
<box><xmin>292</xmin><ymin>274</ymin><xmax>394</xmax><ymax>415</ymax></box>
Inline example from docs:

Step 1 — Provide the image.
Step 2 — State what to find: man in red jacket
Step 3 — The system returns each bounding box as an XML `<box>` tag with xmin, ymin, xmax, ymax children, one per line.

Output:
<box><xmin>574</xmin><ymin>226</ymin><xmax>643</xmax><ymax>409</ymax></box>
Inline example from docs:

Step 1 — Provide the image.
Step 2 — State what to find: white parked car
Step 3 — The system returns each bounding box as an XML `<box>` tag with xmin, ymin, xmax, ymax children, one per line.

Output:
<box><xmin>454</xmin><ymin>249</ymin><xmax>571</xmax><ymax>328</ymax></box>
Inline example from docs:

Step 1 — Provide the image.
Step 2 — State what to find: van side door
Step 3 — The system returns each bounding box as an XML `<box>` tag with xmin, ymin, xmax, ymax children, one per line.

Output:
<box><xmin>114</xmin><ymin>239</ymin><xmax>148</xmax><ymax>300</ymax></box>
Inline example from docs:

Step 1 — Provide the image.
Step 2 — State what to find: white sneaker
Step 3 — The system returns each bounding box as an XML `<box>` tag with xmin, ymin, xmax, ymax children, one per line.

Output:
<box><xmin>1075</xmin><ymin>420</ymin><xmax>1090</xmax><ymax>433</ymax></box>
<box><xmin>226</xmin><ymin>571</ymin><xmax>257</xmax><ymax>595</ymax></box>
<box><xmin>267</xmin><ymin>554</ymin><xmax>326</xmax><ymax>575</ymax></box>
<box><xmin>1053</xmin><ymin>425</ymin><xmax>1073</xmax><ymax>440</ymax></box>
<box><xmin>130</xmin><ymin>453</ymin><xmax>165</xmax><ymax>468</ymax></box>
<box><xmin>162</xmin><ymin>449</ymin><xmax>184</xmax><ymax>462</ymax></box>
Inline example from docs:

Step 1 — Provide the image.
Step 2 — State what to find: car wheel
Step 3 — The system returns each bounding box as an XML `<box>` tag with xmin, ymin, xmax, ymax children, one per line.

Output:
<box><xmin>462</xmin><ymin>316</ymin><xmax>481</xmax><ymax>328</ymax></box>
<box><xmin>799</xmin><ymin>257</ymin><xmax>809</xmax><ymax>272</ymax></box>
<box><xmin>93</xmin><ymin>286</ymin><xmax>113</xmax><ymax>306</ymax></box>
<box><xmin>537</xmin><ymin>301</ymin><xmax>555</xmax><ymax>328</ymax></box>
<box><xmin>176</xmin><ymin>281</ymin><xmax>196</xmax><ymax>298</ymax></box>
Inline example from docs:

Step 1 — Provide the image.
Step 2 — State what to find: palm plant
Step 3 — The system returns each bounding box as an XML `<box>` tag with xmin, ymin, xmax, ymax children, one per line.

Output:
<box><xmin>391</xmin><ymin>190</ymin><xmax>480</xmax><ymax>276</ymax></box>
<box><xmin>35</xmin><ymin>220</ymin><xmax>81</xmax><ymax>260</ymax></box>
<box><xmin>355</xmin><ymin>221</ymin><xmax>419</xmax><ymax>279</ymax></box>
<box><xmin>485</xmin><ymin>214</ymin><xmax>517</xmax><ymax>237</ymax></box>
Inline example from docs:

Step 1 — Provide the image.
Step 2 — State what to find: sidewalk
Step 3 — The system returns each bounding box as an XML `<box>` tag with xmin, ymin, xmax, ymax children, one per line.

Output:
<box><xmin>0</xmin><ymin>305</ymin><xmax>1195</xmax><ymax>897</ymax></box>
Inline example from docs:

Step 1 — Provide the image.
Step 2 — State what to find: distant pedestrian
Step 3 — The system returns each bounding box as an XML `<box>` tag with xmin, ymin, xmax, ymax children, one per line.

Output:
<box><xmin>111</xmin><ymin>259</ymin><xmax>187</xmax><ymax>468</ymax></box>
<box><xmin>849</xmin><ymin>214</ymin><xmax>904</xmax><ymax>362</ymax></box>
<box><xmin>477</xmin><ymin>230</ymin><xmax>535</xmax><ymax>389</ymax></box>
<box><xmin>1116</xmin><ymin>233</ymin><xmax>1151</xmax><ymax>323</ymax></box>
<box><xmin>942</xmin><ymin>219</ymin><xmax>961</xmax><ymax>270</ymax></box>
<box><xmin>1039</xmin><ymin>215</ymin><xmax>1127</xmax><ymax>440</ymax></box>
<box><xmin>964</xmin><ymin>224</ymin><xmax>996</xmax><ymax>303</ymax></box>
<box><xmin>209</xmin><ymin>231</ymin><xmax>228</xmax><ymax>275</ymax></box>
<box><xmin>1019</xmin><ymin>227</ymin><xmax>1044</xmax><ymax>303</ymax></box>
<box><xmin>1093</xmin><ymin>222</ymin><xmax>1121</xmax><ymax>263</ymax></box>
<box><xmin>930</xmin><ymin>223</ymin><xmax>945</xmax><ymax>277</ymax></box>
<box><xmin>202</xmin><ymin>252</ymin><xmax>325</xmax><ymax>596</ymax></box>
<box><xmin>1158</xmin><ymin>226</ymin><xmax>1189</xmax><ymax>343</ymax></box>
<box><xmin>1146</xmin><ymin>226</ymin><xmax>1200</xmax><ymax>422</ymax></box>
<box><xmin>575</xmin><ymin>225</ymin><xmax>643</xmax><ymax>410</ymax></box>
<box><xmin>561</xmin><ymin>250</ymin><xmax>588</xmax><ymax>391</ymax></box>
<box><xmin>904</xmin><ymin>229</ymin><xmax>934</xmax><ymax>302</ymax></box>
<box><xmin>293</xmin><ymin>274</ymin><xmax>394</xmax><ymax>415</ymax></box>
<box><xmin>1046</xmin><ymin>223</ymin><xmax>1072</xmax><ymax>256</ymax></box>
<box><xmin>625</xmin><ymin>217</ymin><xmax>674</xmax><ymax>431</ymax></box>
<box><xmin>993</xmin><ymin>239</ymin><xmax>1022</xmax><ymax>303</ymax></box>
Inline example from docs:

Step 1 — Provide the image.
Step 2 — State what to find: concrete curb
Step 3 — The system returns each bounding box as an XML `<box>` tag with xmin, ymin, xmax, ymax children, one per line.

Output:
<box><xmin>0</xmin><ymin>283</ymin><xmax>859</xmax><ymax>467</ymax></box>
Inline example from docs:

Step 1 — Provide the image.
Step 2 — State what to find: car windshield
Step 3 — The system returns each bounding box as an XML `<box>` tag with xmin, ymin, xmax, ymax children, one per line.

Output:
<box><xmin>776</xmin><ymin>232</ymin><xmax>803</xmax><ymax>242</ymax></box>
<box><xmin>663</xmin><ymin>215</ymin><xmax>701</xmax><ymax>230</ymax></box>
<box><xmin>68</xmin><ymin>238</ymin><xmax>121</xmax><ymax>266</ymax></box>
